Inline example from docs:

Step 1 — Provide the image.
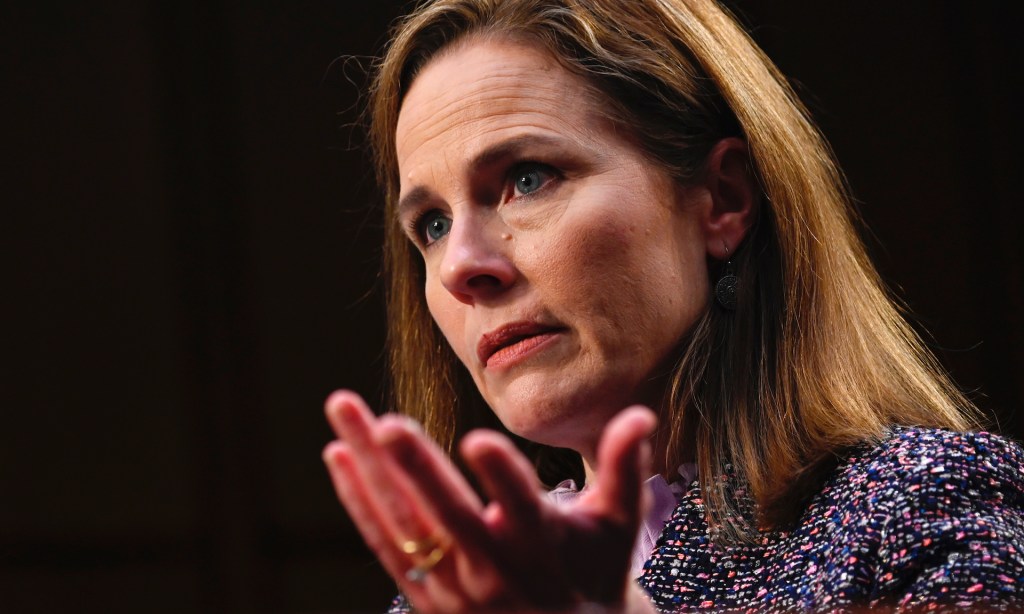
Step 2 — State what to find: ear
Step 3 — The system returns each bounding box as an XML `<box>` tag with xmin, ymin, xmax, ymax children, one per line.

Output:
<box><xmin>699</xmin><ymin>137</ymin><xmax>759</xmax><ymax>259</ymax></box>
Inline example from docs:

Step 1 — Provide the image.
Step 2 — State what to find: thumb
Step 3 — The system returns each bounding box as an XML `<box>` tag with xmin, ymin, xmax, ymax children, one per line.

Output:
<box><xmin>592</xmin><ymin>406</ymin><xmax>657</xmax><ymax>527</ymax></box>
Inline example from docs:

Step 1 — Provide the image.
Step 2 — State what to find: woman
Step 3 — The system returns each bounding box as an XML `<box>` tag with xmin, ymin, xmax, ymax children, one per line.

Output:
<box><xmin>323</xmin><ymin>0</ymin><xmax>1024</xmax><ymax>611</ymax></box>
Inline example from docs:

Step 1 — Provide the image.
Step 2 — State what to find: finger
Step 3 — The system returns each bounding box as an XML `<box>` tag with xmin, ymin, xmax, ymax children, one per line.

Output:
<box><xmin>323</xmin><ymin>389</ymin><xmax>376</xmax><ymax>441</ymax></box>
<box><xmin>460</xmin><ymin>430</ymin><xmax>577</xmax><ymax>604</ymax></box>
<box><xmin>322</xmin><ymin>441</ymin><xmax>434</xmax><ymax>607</ymax></box>
<box><xmin>377</xmin><ymin>419</ymin><xmax>495</xmax><ymax>562</ymax></box>
<box><xmin>326</xmin><ymin>391</ymin><xmax>483</xmax><ymax>524</ymax></box>
<box><xmin>323</xmin><ymin>393</ymin><xmax>462</xmax><ymax>604</ymax></box>
<box><xmin>324</xmin><ymin>393</ymin><xmax>438</xmax><ymax>540</ymax></box>
<box><xmin>460</xmin><ymin>429</ymin><xmax>546</xmax><ymax>534</ymax></box>
<box><xmin>325</xmin><ymin>393</ymin><xmax>429</xmax><ymax>519</ymax></box>
<box><xmin>592</xmin><ymin>406</ymin><xmax>657</xmax><ymax>526</ymax></box>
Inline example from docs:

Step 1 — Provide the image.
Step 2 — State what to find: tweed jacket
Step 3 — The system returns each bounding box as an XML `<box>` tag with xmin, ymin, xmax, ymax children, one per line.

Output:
<box><xmin>390</xmin><ymin>427</ymin><xmax>1024</xmax><ymax>612</ymax></box>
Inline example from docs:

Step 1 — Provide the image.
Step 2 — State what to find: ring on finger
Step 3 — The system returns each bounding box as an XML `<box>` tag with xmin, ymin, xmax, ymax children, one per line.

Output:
<box><xmin>398</xmin><ymin>534</ymin><xmax>450</xmax><ymax>582</ymax></box>
<box><xmin>399</xmin><ymin>536</ymin><xmax>440</xmax><ymax>556</ymax></box>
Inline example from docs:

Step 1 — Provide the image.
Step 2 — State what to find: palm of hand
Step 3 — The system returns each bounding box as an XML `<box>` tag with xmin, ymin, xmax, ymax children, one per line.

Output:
<box><xmin>323</xmin><ymin>391</ymin><xmax>655</xmax><ymax>614</ymax></box>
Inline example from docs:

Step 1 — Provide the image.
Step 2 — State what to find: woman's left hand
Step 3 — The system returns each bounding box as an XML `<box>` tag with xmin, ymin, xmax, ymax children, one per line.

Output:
<box><xmin>322</xmin><ymin>390</ymin><xmax>658</xmax><ymax>614</ymax></box>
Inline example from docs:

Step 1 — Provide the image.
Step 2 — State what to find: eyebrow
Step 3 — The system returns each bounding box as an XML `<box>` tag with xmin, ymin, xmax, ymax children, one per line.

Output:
<box><xmin>396</xmin><ymin>186</ymin><xmax>434</xmax><ymax>224</ymax></box>
<box><xmin>396</xmin><ymin>133</ymin><xmax>568</xmax><ymax>221</ymax></box>
<box><xmin>470</xmin><ymin>133</ymin><xmax>565</xmax><ymax>172</ymax></box>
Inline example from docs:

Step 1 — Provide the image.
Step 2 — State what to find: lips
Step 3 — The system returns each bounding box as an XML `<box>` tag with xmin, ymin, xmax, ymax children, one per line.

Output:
<box><xmin>477</xmin><ymin>321</ymin><xmax>565</xmax><ymax>369</ymax></box>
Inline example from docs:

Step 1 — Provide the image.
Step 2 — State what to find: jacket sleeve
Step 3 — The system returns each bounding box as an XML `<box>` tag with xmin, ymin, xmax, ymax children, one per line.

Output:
<box><xmin>386</xmin><ymin>593</ymin><xmax>414</xmax><ymax>613</ymax></box>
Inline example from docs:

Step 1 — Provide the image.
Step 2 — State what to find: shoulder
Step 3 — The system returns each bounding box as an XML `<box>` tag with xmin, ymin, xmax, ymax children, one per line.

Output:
<box><xmin>869</xmin><ymin>425</ymin><xmax>1023</xmax><ymax>467</ymax></box>
<box><xmin>825</xmin><ymin>427</ymin><xmax>1024</xmax><ymax>608</ymax></box>
<box><xmin>822</xmin><ymin>426</ymin><xmax>1024</xmax><ymax>544</ymax></box>
<box><xmin>837</xmin><ymin>426</ymin><xmax>1024</xmax><ymax>507</ymax></box>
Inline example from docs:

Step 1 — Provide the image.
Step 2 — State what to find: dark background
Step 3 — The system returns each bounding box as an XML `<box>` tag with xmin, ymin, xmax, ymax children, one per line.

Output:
<box><xmin>4</xmin><ymin>1</ymin><xmax>1021</xmax><ymax>612</ymax></box>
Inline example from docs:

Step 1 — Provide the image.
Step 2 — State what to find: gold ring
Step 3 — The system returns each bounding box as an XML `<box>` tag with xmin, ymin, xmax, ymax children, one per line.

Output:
<box><xmin>398</xmin><ymin>534</ymin><xmax>450</xmax><ymax>582</ymax></box>
<box><xmin>399</xmin><ymin>537</ymin><xmax>440</xmax><ymax>556</ymax></box>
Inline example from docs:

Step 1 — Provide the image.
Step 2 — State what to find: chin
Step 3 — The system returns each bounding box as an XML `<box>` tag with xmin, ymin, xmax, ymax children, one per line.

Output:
<box><xmin>488</xmin><ymin>388</ymin><xmax>619</xmax><ymax>452</ymax></box>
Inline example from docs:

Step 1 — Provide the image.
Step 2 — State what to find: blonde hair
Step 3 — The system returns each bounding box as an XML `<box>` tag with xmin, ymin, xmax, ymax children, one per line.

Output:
<box><xmin>367</xmin><ymin>0</ymin><xmax>980</xmax><ymax>536</ymax></box>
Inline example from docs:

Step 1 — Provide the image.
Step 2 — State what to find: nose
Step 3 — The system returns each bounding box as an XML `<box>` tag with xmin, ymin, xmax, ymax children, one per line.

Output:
<box><xmin>438</xmin><ymin>215</ymin><xmax>517</xmax><ymax>304</ymax></box>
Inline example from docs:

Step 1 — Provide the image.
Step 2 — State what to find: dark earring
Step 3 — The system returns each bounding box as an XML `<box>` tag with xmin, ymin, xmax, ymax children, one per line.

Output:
<box><xmin>715</xmin><ymin>244</ymin><xmax>739</xmax><ymax>311</ymax></box>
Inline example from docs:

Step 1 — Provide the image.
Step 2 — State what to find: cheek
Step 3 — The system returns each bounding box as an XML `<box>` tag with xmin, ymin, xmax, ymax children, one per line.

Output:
<box><xmin>538</xmin><ymin>218</ymin><xmax>656</xmax><ymax>320</ymax></box>
<box><xmin>424</xmin><ymin>279</ymin><xmax>471</xmax><ymax>362</ymax></box>
<box><xmin>536</xmin><ymin>208</ymin><xmax>708</xmax><ymax>344</ymax></box>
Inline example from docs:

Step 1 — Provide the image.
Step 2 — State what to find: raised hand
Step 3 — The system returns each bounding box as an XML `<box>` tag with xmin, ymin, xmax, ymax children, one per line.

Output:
<box><xmin>322</xmin><ymin>390</ymin><xmax>658</xmax><ymax>614</ymax></box>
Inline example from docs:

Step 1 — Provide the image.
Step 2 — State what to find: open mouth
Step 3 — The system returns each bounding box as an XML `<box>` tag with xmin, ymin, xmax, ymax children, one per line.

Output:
<box><xmin>478</xmin><ymin>322</ymin><xmax>565</xmax><ymax>369</ymax></box>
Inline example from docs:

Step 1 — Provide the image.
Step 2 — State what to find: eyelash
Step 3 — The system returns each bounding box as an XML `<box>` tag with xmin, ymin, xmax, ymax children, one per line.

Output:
<box><xmin>405</xmin><ymin>161</ymin><xmax>561</xmax><ymax>247</ymax></box>
<box><xmin>406</xmin><ymin>209</ymin><xmax>440</xmax><ymax>246</ymax></box>
<box><xmin>506</xmin><ymin>161</ymin><xmax>559</xmax><ymax>200</ymax></box>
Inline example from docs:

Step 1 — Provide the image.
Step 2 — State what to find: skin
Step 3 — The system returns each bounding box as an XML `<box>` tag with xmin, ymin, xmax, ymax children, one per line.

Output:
<box><xmin>323</xmin><ymin>36</ymin><xmax>757</xmax><ymax>613</ymax></box>
<box><xmin>324</xmin><ymin>392</ymin><xmax>658</xmax><ymax>613</ymax></box>
<box><xmin>396</xmin><ymin>38</ymin><xmax>711</xmax><ymax>470</ymax></box>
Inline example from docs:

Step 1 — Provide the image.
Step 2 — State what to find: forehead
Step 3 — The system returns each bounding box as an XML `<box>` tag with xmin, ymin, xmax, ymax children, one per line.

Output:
<box><xmin>395</xmin><ymin>37</ymin><xmax>600</xmax><ymax>175</ymax></box>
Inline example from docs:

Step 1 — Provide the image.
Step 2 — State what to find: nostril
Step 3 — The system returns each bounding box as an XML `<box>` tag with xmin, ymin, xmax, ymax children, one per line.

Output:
<box><xmin>440</xmin><ymin>256</ymin><xmax>517</xmax><ymax>304</ymax></box>
<box><xmin>466</xmin><ymin>273</ymin><xmax>504</xmax><ymax>289</ymax></box>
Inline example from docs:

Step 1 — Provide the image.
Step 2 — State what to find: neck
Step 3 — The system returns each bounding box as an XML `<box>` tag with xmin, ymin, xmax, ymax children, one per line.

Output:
<box><xmin>577</xmin><ymin>416</ymin><xmax>672</xmax><ymax>489</ymax></box>
<box><xmin>583</xmin><ymin>455</ymin><xmax>598</xmax><ymax>486</ymax></box>
<box><xmin>574</xmin><ymin>371</ymin><xmax>681</xmax><ymax>487</ymax></box>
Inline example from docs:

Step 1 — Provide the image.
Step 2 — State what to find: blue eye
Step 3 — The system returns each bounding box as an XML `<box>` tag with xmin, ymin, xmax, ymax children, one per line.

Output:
<box><xmin>420</xmin><ymin>211</ymin><xmax>452</xmax><ymax>244</ymax></box>
<box><xmin>512</xmin><ymin>164</ymin><xmax>554</xmax><ymax>197</ymax></box>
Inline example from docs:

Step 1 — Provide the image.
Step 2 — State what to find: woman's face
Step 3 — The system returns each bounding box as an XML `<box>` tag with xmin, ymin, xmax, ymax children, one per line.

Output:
<box><xmin>395</xmin><ymin>38</ymin><xmax>712</xmax><ymax>460</ymax></box>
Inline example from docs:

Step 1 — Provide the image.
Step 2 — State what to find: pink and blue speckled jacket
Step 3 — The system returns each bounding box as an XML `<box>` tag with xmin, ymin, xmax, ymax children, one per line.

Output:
<box><xmin>390</xmin><ymin>427</ymin><xmax>1024</xmax><ymax>612</ymax></box>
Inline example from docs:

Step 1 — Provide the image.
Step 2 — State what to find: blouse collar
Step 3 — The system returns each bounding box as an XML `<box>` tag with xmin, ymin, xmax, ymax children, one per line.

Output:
<box><xmin>546</xmin><ymin>464</ymin><xmax>697</xmax><ymax>577</ymax></box>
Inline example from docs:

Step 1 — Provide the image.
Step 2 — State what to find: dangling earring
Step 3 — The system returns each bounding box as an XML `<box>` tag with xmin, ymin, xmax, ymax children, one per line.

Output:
<box><xmin>715</xmin><ymin>242</ymin><xmax>739</xmax><ymax>311</ymax></box>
